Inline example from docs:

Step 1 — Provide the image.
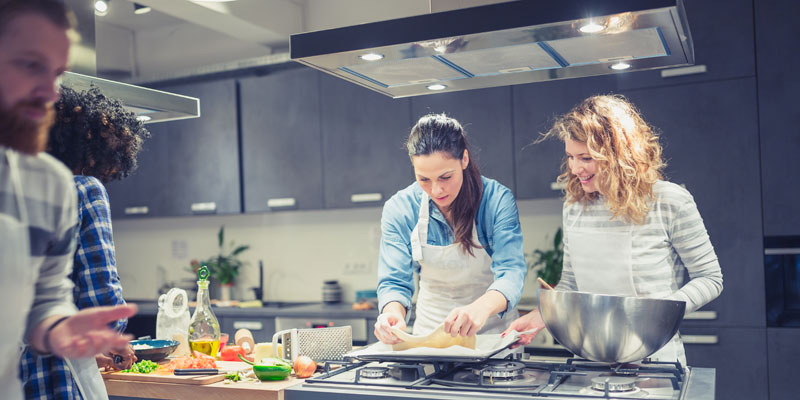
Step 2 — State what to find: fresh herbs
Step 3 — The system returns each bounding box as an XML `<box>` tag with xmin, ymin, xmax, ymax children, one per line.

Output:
<box><xmin>121</xmin><ymin>359</ymin><xmax>159</xmax><ymax>374</ymax></box>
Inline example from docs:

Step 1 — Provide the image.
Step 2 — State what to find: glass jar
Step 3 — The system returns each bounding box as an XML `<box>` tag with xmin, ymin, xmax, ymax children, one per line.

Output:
<box><xmin>188</xmin><ymin>266</ymin><xmax>221</xmax><ymax>357</ymax></box>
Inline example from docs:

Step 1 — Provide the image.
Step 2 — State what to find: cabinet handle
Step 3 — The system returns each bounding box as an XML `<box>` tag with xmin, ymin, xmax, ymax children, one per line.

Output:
<box><xmin>233</xmin><ymin>321</ymin><xmax>263</xmax><ymax>331</ymax></box>
<box><xmin>124</xmin><ymin>206</ymin><xmax>149</xmax><ymax>215</ymax></box>
<box><xmin>684</xmin><ymin>311</ymin><xmax>717</xmax><ymax>320</ymax></box>
<box><xmin>765</xmin><ymin>248</ymin><xmax>800</xmax><ymax>255</ymax></box>
<box><xmin>351</xmin><ymin>193</ymin><xmax>382</xmax><ymax>203</ymax></box>
<box><xmin>267</xmin><ymin>197</ymin><xmax>297</xmax><ymax>208</ymax></box>
<box><xmin>682</xmin><ymin>335</ymin><xmax>718</xmax><ymax>345</ymax></box>
<box><xmin>550</xmin><ymin>182</ymin><xmax>566</xmax><ymax>191</ymax></box>
<box><xmin>660</xmin><ymin>64</ymin><xmax>707</xmax><ymax>78</ymax></box>
<box><xmin>190</xmin><ymin>202</ymin><xmax>217</xmax><ymax>214</ymax></box>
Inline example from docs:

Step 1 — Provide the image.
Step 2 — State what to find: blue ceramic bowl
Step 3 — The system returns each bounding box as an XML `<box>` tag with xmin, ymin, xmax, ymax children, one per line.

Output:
<box><xmin>130</xmin><ymin>339</ymin><xmax>179</xmax><ymax>362</ymax></box>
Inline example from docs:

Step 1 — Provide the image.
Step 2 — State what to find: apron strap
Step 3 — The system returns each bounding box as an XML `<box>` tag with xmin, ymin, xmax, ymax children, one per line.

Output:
<box><xmin>411</xmin><ymin>192</ymin><xmax>431</xmax><ymax>261</ymax></box>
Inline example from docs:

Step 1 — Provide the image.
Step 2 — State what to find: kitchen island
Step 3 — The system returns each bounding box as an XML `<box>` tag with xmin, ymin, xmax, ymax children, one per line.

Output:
<box><xmin>106</xmin><ymin>373</ymin><xmax>304</xmax><ymax>400</ymax></box>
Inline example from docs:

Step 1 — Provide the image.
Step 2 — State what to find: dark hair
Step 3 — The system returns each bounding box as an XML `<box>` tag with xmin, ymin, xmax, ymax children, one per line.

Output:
<box><xmin>47</xmin><ymin>85</ymin><xmax>150</xmax><ymax>183</ymax></box>
<box><xmin>0</xmin><ymin>0</ymin><xmax>74</xmax><ymax>36</ymax></box>
<box><xmin>407</xmin><ymin>113</ymin><xmax>483</xmax><ymax>255</ymax></box>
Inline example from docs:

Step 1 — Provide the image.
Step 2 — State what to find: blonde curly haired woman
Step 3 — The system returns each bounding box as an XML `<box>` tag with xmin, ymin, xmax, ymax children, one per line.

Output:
<box><xmin>504</xmin><ymin>95</ymin><xmax>723</xmax><ymax>367</ymax></box>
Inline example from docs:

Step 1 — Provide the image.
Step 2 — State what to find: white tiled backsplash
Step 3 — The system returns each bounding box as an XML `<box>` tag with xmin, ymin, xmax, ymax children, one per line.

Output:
<box><xmin>113</xmin><ymin>198</ymin><xmax>563</xmax><ymax>304</ymax></box>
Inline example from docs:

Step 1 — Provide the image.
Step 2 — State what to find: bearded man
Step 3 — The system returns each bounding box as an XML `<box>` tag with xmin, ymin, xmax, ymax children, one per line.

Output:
<box><xmin>0</xmin><ymin>1</ymin><xmax>137</xmax><ymax>399</ymax></box>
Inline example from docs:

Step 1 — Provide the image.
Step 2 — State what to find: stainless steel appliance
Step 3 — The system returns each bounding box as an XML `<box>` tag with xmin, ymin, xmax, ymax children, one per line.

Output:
<box><xmin>765</xmin><ymin>235</ymin><xmax>800</xmax><ymax>327</ymax></box>
<box><xmin>291</xmin><ymin>0</ymin><xmax>694</xmax><ymax>98</ymax></box>
<box><xmin>285</xmin><ymin>356</ymin><xmax>714</xmax><ymax>400</ymax></box>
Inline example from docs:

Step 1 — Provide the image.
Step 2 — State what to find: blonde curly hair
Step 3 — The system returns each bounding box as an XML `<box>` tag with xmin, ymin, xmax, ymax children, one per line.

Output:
<box><xmin>546</xmin><ymin>94</ymin><xmax>665</xmax><ymax>224</ymax></box>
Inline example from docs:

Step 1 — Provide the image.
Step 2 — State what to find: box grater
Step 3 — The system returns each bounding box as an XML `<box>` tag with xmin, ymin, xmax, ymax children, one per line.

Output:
<box><xmin>271</xmin><ymin>326</ymin><xmax>352</xmax><ymax>362</ymax></box>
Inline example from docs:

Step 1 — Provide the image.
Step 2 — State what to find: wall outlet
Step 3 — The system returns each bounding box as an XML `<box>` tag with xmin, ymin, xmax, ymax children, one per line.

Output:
<box><xmin>343</xmin><ymin>262</ymin><xmax>370</xmax><ymax>275</ymax></box>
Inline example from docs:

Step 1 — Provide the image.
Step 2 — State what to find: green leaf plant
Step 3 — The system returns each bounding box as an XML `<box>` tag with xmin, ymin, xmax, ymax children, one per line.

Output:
<box><xmin>528</xmin><ymin>227</ymin><xmax>564</xmax><ymax>287</ymax></box>
<box><xmin>187</xmin><ymin>226</ymin><xmax>250</xmax><ymax>286</ymax></box>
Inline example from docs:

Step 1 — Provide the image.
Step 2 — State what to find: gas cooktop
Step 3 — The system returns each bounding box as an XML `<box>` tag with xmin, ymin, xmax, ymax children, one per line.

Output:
<box><xmin>285</xmin><ymin>356</ymin><xmax>715</xmax><ymax>400</ymax></box>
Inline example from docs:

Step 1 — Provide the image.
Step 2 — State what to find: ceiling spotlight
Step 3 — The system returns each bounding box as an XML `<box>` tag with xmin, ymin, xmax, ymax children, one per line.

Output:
<box><xmin>579</xmin><ymin>22</ymin><xmax>605</xmax><ymax>33</ymax></box>
<box><xmin>133</xmin><ymin>3</ymin><xmax>152</xmax><ymax>15</ymax></box>
<box><xmin>359</xmin><ymin>53</ymin><xmax>384</xmax><ymax>61</ymax></box>
<box><xmin>94</xmin><ymin>0</ymin><xmax>108</xmax><ymax>16</ymax></box>
<box><xmin>610</xmin><ymin>62</ymin><xmax>631</xmax><ymax>70</ymax></box>
<box><xmin>136</xmin><ymin>115</ymin><xmax>152</xmax><ymax>122</ymax></box>
<box><xmin>426</xmin><ymin>83</ymin><xmax>447</xmax><ymax>91</ymax></box>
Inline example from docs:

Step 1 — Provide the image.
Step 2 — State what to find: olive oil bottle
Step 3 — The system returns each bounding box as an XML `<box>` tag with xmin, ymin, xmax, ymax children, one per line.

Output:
<box><xmin>188</xmin><ymin>266</ymin><xmax>220</xmax><ymax>358</ymax></box>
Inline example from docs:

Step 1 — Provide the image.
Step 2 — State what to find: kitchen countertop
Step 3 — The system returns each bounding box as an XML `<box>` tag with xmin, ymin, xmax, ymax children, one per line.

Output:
<box><xmin>130</xmin><ymin>301</ymin><xmax>379</xmax><ymax>319</ymax></box>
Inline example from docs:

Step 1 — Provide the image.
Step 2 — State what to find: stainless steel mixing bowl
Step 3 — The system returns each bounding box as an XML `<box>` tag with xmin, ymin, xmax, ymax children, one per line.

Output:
<box><xmin>538</xmin><ymin>289</ymin><xmax>686</xmax><ymax>363</ymax></box>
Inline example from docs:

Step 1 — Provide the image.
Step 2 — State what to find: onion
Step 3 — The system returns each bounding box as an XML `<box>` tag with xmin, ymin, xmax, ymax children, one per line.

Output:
<box><xmin>293</xmin><ymin>355</ymin><xmax>316</xmax><ymax>378</ymax></box>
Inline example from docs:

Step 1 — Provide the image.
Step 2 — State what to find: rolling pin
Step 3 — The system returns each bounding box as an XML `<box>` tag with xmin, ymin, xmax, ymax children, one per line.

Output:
<box><xmin>234</xmin><ymin>329</ymin><xmax>255</xmax><ymax>354</ymax></box>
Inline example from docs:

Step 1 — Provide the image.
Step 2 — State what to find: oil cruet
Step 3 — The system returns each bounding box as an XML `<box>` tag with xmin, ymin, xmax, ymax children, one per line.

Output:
<box><xmin>188</xmin><ymin>266</ymin><xmax>220</xmax><ymax>357</ymax></box>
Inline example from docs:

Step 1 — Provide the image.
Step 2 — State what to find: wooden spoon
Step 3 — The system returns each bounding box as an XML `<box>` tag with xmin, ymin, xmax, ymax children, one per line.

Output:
<box><xmin>537</xmin><ymin>277</ymin><xmax>554</xmax><ymax>290</ymax></box>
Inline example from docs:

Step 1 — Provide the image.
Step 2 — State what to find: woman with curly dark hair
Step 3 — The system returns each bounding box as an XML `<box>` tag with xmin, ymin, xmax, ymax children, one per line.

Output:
<box><xmin>19</xmin><ymin>85</ymin><xmax>149</xmax><ymax>400</ymax></box>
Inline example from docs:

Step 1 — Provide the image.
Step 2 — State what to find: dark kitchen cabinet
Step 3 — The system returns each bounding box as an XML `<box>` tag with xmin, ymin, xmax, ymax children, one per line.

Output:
<box><xmin>239</xmin><ymin>69</ymin><xmax>324</xmax><ymax>212</ymax></box>
<box><xmin>319</xmin><ymin>74</ymin><xmax>414</xmax><ymax>209</ymax></box>
<box><xmin>512</xmin><ymin>75</ymin><xmax>617</xmax><ymax>199</ymax></box>
<box><xmin>219</xmin><ymin>316</ymin><xmax>276</xmax><ymax>344</ymax></box>
<box><xmin>767</xmin><ymin>328</ymin><xmax>800</xmax><ymax>400</ymax></box>
<box><xmin>410</xmin><ymin>87</ymin><xmax>515</xmax><ymax>191</ymax></box>
<box><xmin>107</xmin><ymin>79</ymin><xmax>241</xmax><ymax>218</ymax></box>
<box><xmin>621</xmin><ymin>78</ymin><xmax>763</xmax><ymax>328</ymax></box>
<box><xmin>755</xmin><ymin>0</ymin><xmax>800</xmax><ymax>236</ymax></box>
<box><xmin>682</xmin><ymin>327</ymin><xmax>768</xmax><ymax>400</ymax></box>
<box><xmin>614</xmin><ymin>0</ymin><xmax>755</xmax><ymax>90</ymax></box>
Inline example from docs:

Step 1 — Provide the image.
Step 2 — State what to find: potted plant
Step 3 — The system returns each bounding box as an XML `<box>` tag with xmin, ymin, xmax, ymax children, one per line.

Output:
<box><xmin>188</xmin><ymin>226</ymin><xmax>250</xmax><ymax>301</ymax></box>
<box><xmin>528</xmin><ymin>227</ymin><xmax>563</xmax><ymax>288</ymax></box>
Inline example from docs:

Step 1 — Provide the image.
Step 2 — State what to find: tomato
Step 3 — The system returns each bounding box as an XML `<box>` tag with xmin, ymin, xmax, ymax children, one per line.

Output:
<box><xmin>220</xmin><ymin>345</ymin><xmax>247</xmax><ymax>361</ymax></box>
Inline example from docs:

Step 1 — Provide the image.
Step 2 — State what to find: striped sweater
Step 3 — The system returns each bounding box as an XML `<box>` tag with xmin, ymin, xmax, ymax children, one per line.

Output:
<box><xmin>559</xmin><ymin>180</ymin><xmax>723</xmax><ymax>315</ymax></box>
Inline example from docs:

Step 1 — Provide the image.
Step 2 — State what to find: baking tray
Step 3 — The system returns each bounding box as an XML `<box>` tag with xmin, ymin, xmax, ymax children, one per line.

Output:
<box><xmin>345</xmin><ymin>329</ymin><xmax>535</xmax><ymax>363</ymax></box>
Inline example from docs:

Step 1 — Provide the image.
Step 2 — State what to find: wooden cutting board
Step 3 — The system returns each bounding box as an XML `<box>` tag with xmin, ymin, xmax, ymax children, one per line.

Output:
<box><xmin>101</xmin><ymin>361</ymin><xmax>250</xmax><ymax>385</ymax></box>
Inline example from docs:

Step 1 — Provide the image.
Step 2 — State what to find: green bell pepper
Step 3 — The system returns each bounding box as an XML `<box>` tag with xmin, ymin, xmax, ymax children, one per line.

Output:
<box><xmin>238</xmin><ymin>353</ymin><xmax>291</xmax><ymax>381</ymax></box>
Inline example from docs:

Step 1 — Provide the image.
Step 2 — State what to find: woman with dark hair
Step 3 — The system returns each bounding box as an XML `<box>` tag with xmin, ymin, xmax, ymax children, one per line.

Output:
<box><xmin>504</xmin><ymin>95</ymin><xmax>723</xmax><ymax>366</ymax></box>
<box><xmin>374</xmin><ymin>113</ymin><xmax>527</xmax><ymax>344</ymax></box>
<box><xmin>19</xmin><ymin>85</ymin><xmax>149</xmax><ymax>399</ymax></box>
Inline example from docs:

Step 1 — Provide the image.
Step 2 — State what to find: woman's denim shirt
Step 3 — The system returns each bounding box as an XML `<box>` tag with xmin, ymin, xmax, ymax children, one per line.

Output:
<box><xmin>377</xmin><ymin>176</ymin><xmax>527</xmax><ymax>319</ymax></box>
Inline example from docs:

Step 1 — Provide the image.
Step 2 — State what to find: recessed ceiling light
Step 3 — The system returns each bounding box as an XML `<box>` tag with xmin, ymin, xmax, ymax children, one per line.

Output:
<box><xmin>426</xmin><ymin>84</ymin><xmax>447</xmax><ymax>91</ymax></box>
<box><xmin>359</xmin><ymin>53</ymin><xmax>384</xmax><ymax>61</ymax></box>
<box><xmin>133</xmin><ymin>3</ymin><xmax>151</xmax><ymax>14</ymax></box>
<box><xmin>579</xmin><ymin>22</ymin><xmax>605</xmax><ymax>33</ymax></box>
<box><xmin>94</xmin><ymin>0</ymin><xmax>108</xmax><ymax>16</ymax></box>
<box><xmin>191</xmin><ymin>0</ymin><xmax>238</xmax><ymax>2</ymax></box>
<box><xmin>610</xmin><ymin>62</ymin><xmax>631</xmax><ymax>70</ymax></box>
<box><xmin>136</xmin><ymin>115</ymin><xmax>152</xmax><ymax>122</ymax></box>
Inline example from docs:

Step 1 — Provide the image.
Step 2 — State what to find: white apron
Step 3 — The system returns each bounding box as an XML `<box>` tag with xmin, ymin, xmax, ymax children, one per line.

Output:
<box><xmin>410</xmin><ymin>192</ymin><xmax>518</xmax><ymax>336</ymax></box>
<box><xmin>567</xmin><ymin>206</ymin><xmax>684</xmax><ymax>366</ymax></box>
<box><xmin>1</xmin><ymin>150</ymin><xmax>35</xmax><ymax>399</ymax></box>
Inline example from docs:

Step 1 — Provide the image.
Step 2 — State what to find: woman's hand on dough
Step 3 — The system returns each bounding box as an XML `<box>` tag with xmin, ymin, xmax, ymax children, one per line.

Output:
<box><xmin>374</xmin><ymin>303</ymin><xmax>407</xmax><ymax>344</ymax></box>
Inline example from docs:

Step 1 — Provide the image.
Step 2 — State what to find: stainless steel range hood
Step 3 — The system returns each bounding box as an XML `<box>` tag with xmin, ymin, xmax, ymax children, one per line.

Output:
<box><xmin>61</xmin><ymin>0</ymin><xmax>199</xmax><ymax>124</ymax></box>
<box><xmin>290</xmin><ymin>0</ymin><xmax>694</xmax><ymax>98</ymax></box>
<box><xmin>61</xmin><ymin>72</ymin><xmax>200</xmax><ymax>124</ymax></box>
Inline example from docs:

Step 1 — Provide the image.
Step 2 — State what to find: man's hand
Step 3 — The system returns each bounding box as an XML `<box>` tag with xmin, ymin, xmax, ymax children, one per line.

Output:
<box><xmin>35</xmin><ymin>304</ymin><xmax>138</xmax><ymax>359</ymax></box>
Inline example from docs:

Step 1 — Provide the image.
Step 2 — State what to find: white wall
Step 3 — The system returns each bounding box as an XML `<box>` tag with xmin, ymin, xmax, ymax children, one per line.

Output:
<box><xmin>113</xmin><ymin>198</ymin><xmax>563</xmax><ymax>305</ymax></box>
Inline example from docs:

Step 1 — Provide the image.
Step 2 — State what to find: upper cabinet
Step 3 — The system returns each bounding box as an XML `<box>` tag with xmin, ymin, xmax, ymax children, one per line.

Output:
<box><xmin>240</xmin><ymin>69</ymin><xmax>324</xmax><ymax>212</ymax></box>
<box><xmin>512</xmin><ymin>75</ymin><xmax>617</xmax><ymax>199</ymax></box>
<box><xmin>107</xmin><ymin>79</ymin><xmax>241</xmax><ymax>218</ymax></box>
<box><xmin>755</xmin><ymin>0</ymin><xmax>800</xmax><ymax>237</ymax></box>
<box><xmin>319</xmin><ymin>74</ymin><xmax>414</xmax><ymax>209</ymax></box>
<box><xmin>614</xmin><ymin>0</ymin><xmax>755</xmax><ymax>90</ymax></box>
<box><xmin>410</xmin><ymin>87</ymin><xmax>515</xmax><ymax>192</ymax></box>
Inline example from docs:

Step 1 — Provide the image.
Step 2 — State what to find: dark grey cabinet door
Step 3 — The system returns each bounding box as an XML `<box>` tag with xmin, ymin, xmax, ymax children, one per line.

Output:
<box><xmin>682</xmin><ymin>327</ymin><xmax>768</xmax><ymax>400</ymax></box>
<box><xmin>512</xmin><ymin>75</ymin><xmax>617</xmax><ymax>199</ymax></box>
<box><xmin>615</xmin><ymin>0</ymin><xmax>755</xmax><ymax>90</ymax></box>
<box><xmin>219</xmin><ymin>316</ymin><xmax>276</xmax><ymax>344</ymax></box>
<box><xmin>240</xmin><ymin>69</ymin><xmax>324</xmax><ymax>212</ymax></box>
<box><xmin>621</xmin><ymin>78</ymin><xmax>763</xmax><ymax>328</ymax></box>
<box><xmin>767</xmin><ymin>328</ymin><xmax>800</xmax><ymax>400</ymax></box>
<box><xmin>755</xmin><ymin>0</ymin><xmax>800</xmax><ymax>236</ymax></box>
<box><xmin>410</xmin><ymin>87</ymin><xmax>515</xmax><ymax>191</ymax></box>
<box><xmin>319</xmin><ymin>74</ymin><xmax>413</xmax><ymax>209</ymax></box>
<box><xmin>108</xmin><ymin>79</ymin><xmax>241</xmax><ymax>217</ymax></box>
<box><xmin>106</xmin><ymin>125</ymin><xmax>170</xmax><ymax>219</ymax></box>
